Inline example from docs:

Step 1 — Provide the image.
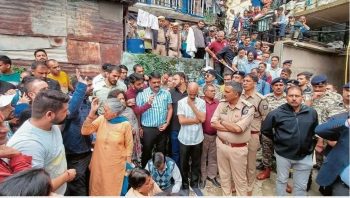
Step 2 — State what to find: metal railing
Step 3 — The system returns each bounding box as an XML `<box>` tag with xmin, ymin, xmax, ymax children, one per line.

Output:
<box><xmin>137</xmin><ymin>0</ymin><xmax>214</xmax><ymax>17</ymax></box>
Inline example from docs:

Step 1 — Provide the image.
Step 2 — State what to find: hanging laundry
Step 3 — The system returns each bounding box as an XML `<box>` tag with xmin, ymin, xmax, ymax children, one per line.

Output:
<box><xmin>137</xmin><ymin>9</ymin><xmax>149</xmax><ymax>27</ymax></box>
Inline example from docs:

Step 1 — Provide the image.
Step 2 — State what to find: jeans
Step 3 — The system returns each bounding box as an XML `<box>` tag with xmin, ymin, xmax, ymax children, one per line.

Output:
<box><xmin>171</xmin><ymin>130</ymin><xmax>180</xmax><ymax>167</ymax></box>
<box><xmin>275</xmin><ymin>152</ymin><xmax>313</xmax><ymax>196</ymax></box>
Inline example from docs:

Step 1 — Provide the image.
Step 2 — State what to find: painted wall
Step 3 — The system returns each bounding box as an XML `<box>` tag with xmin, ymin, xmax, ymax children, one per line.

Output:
<box><xmin>274</xmin><ymin>43</ymin><xmax>347</xmax><ymax>90</ymax></box>
<box><xmin>0</xmin><ymin>0</ymin><xmax>125</xmax><ymax>76</ymax></box>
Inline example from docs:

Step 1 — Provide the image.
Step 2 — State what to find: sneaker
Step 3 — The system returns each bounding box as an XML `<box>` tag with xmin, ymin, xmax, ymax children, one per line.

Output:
<box><xmin>192</xmin><ymin>187</ymin><xmax>204</xmax><ymax>196</ymax></box>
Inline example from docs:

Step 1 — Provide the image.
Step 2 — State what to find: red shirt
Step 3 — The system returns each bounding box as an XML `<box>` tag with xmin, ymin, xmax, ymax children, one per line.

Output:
<box><xmin>208</xmin><ymin>40</ymin><xmax>228</xmax><ymax>55</ymax></box>
<box><xmin>202</xmin><ymin>99</ymin><xmax>219</xmax><ymax>135</ymax></box>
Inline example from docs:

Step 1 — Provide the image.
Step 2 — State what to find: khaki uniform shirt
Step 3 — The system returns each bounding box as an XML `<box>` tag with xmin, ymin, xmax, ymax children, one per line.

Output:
<box><xmin>240</xmin><ymin>91</ymin><xmax>269</xmax><ymax>132</ymax></box>
<box><xmin>167</xmin><ymin>31</ymin><xmax>181</xmax><ymax>51</ymax></box>
<box><xmin>157</xmin><ymin>28</ymin><xmax>167</xmax><ymax>44</ymax></box>
<box><xmin>211</xmin><ymin>99</ymin><xmax>255</xmax><ymax>143</ymax></box>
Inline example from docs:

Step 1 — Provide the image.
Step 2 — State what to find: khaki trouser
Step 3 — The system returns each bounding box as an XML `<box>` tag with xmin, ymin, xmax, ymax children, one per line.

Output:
<box><xmin>152</xmin><ymin>44</ymin><xmax>167</xmax><ymax>56</ymax></box>
<box><xmin>247</xmin><ymin>133</ymin><xmax>261</xmax><ymax>192</ymax></box>
<box><xmin>168</xmin><ymin>49</ymin><xmax>181</xmax><ymax>58</ymax></box>
<box><xmin>217</xmin><ymin>138</ymin><xmax>248</xmax><ymax>196</ymax></box>
<box><xmin>201</xmin><ymin>134</ymin><xmax>218</xmax><ymax>180</ymax></box>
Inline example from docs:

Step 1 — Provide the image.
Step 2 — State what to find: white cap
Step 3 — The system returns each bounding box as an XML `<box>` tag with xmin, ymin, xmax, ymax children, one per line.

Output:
<box><xmin>202</xmin><ymin>66</ymin><xmax>213</xmax><ymax>72</ymax></box>
<box><xmin>0</xmin><ymin>94</ymin><xmax>15</xmax><ymax>108</ymax></box>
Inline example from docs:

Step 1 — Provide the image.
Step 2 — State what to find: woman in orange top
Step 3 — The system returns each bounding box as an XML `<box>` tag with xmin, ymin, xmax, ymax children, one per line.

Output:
<box><xmin>81</xmin><ymin>98</ymin><xmax>133</xmax><ymax>196</ymax></box>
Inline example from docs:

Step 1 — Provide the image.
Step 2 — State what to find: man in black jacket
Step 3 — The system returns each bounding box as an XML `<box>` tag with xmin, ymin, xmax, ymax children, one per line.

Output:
<box><xmin>261</xmin><ymin>86</ymin><xmax>318</xmax><ymax>196</ymax></box>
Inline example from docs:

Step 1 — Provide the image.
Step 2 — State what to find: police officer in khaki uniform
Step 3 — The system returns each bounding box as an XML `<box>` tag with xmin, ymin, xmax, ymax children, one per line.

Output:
<box><xmin>153</xmin><ymin>16</ymin><xmax>168</xmax><ymax>56</ymax></box>
<box><xmin>240</xmin><ymin>73</ymin><xmax>269</xmax><ymax>195</ymax></box>
<box><xmin>211</xmin><ymin>81</ymin><xmax>254</xmax><ymax>196</ymax></box>
<box><xmin>167</xmin><ymin>22</ymin><xmax>181</xmax><ymax>58</ymax></box>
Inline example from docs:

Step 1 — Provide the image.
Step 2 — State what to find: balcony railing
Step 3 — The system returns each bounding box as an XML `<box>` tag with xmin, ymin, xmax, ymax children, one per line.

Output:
<box><xmin>137</xmin><ymin>0</ymin><xmax>215</xmax><ymax>17</ymax></box>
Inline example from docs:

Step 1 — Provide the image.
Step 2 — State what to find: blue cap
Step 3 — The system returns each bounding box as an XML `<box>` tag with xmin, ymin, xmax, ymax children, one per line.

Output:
<box><xmin>271</xmin><ymin>77</ymin><xmax>286</xmax><ymax>85</ymax></box>
<box><xmin>206</xmin><ymin>69</ymin><xmax>217</xmax><ymax>78</ymax></box>
<box><xmin>311</xmin><ymin>75</ymin><xmax>327</xmax><ymax>85</ymax></box>
<box><xmin>287</xmin><ymin>79</ymin><xmax>300</xmax><ymax>86</ymax></box>
<box><xmin>233</xmin><ymin>71</ymin><xmax>245</xmax><ymax>77</ymax></box>
<box><xmin>343</xmin><ymin>82</ymin><xmax>350</xmax><ymax>89</ymax></box>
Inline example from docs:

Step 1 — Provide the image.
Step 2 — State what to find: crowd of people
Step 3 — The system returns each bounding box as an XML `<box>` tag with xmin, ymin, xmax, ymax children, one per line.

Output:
<box><xmin>0</xmin><ymin>40</ymin><xmax>349</xmax><ymax>196</ymax></box>
<box><xmin>126</xmin><ymin>2</ymin><xmax>311</xmax><ymax>60</ymax></box>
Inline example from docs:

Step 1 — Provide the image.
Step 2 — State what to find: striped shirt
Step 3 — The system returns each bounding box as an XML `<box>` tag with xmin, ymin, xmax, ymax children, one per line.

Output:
<box><xmin>136</xmin><ymin>87</ymin><xmax>172</xmax><ymax>127</ymax></box>
<box><xmin>177</xmin><ymin>97</ymin><xmax>206</xmax><ymax>145</ymax></box>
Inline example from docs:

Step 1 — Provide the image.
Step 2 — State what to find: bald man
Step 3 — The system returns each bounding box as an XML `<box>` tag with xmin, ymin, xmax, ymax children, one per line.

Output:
<box><xmin>177</xmin><ymin>82</ymin><xmax>206</xmax><ymax>196</ymax></box>
<box><xmin>205</xmin><ymin>31</ymin><xmax>228</xmax><ymax>84</ymax></box>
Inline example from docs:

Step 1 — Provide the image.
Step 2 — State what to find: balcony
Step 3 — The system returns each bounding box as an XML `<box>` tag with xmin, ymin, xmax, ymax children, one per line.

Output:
<box><xmin>291</xmin><ymin>0</ymin><xmax>349</xmax><ymax>28</ymax></box>
<box><xmin>134</xmin><ymin>0</ymin><xmax>216</xmax><ymax>18</ymax></box>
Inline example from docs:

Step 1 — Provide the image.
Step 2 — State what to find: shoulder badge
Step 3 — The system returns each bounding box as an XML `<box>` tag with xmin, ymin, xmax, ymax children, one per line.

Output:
<box><xmin>242</xmin><ymin>105</ymin><xmax>250</xmax><ymax>115</ymax></box>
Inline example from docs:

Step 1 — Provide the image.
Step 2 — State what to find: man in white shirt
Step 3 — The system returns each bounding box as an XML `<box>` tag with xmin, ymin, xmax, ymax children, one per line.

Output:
<box><xmin>177</xmin><ymin>82</ymin><xmax>206</xmax><ymax>196</ymax></box>
<box><xmin>267</xmin><ymin>56</ymin><xmax>282</xmax><ymax>80</ymax></box>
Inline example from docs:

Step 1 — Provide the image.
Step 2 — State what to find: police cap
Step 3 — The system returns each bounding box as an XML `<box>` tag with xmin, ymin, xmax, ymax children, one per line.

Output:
<box><xmin>343</xmin><ymin>82</ymin><xmax>350</xmax><ymax>89</ymax></box>
<box><xmin>287</xmin><ymin>79</ymin><xmax>300</xmax><ymax>86</ymax></box>
<box><xmin>271</xmin><ymin>77</ymin><xmax>286</xmax><ymax>85</ymax></box>
<box><xmin>233</xmin><ymin>71</ymin><xmax>245</xmax><ymax>77</ymax></box>
<box><xmin>206</xmin><ymin>69</ymin><xmax>217</xmax><ymax>78</ymax></box>
<box><xmin>311</xmin><ymin>74</ymin><xmax>327</xmax><ymax>85</ymax></box>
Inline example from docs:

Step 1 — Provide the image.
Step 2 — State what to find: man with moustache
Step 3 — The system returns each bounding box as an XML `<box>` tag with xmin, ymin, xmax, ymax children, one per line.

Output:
<box><xmin>205</xmin><ymin>31</ymin><xmax>228</xmax><ymax>81</ymax></box>
<box><xmin>31</xmin><ymin>61</ymin><xmax>61</xmax><ymax>91</ymax></box>
<box><xmin>169</xmin><ymin>72</ymin><xmax>188</xmax><ymax>167</ymax></box>
<box><xmin>7</xmin><ymin>89</ymin><xmax>77</xmax><ymax>195</ymax></box>
<box><xmin>240</xmin><ymin>73</ymin><xmax>269</xmax><ymax>195</ymax></box>
<box><xmin>200</xmin><ymin>84</ymin><xmax>221</xmax><ymax>189</ymax></box>
<box><xmin>216</xmin><ymin>37</ymin><xmax>238</xmax><ymax>74</ymax></box>
<box><xmin>211</xmin><ymin>81</ymin><xmax>254</xmax><ymax>196</ymax></box>
<box><xmin>177</xmin><ymin>82</ymin><xmax>206</xmax><ymax>196</ymax></box>
<box><xmin>232</xmin><ymin>70</ymin><xmax>245</xmax><ymax>84</ymax></box>
<box><xmin>257</xmin><ymin>77</ymin><xmax>287</xmax><ymax>180</ymax></box>
<box><xmin>93</xmin><ymin>65</ymin><xmax>126</xmax><ymax>115</ymax></box>
<box><xmin>136</xmin><ymin>71</ymin><xmax>173</xmax><ymax>167</ymax></box>
<box><xmin>261</xmin><ymin>86</ymin><xmax>318</xmax><ymax>196</ymax></box>
<box><xmin>34</xmin><ymin>49</ymin><xmax>48</xmax><ymax>62</ymax></box>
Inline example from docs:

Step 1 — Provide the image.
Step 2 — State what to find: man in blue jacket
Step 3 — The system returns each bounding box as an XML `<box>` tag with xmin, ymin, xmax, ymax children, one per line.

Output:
<box><xmin>315</xmin><ymin>111</ymin><xmax>349</xmax><ymax>196</ymax></box>
<box><xmin>261</xmin><ymin>86</ymin><xmax>318</xmax><ymax>196</ymax></box>
<box><xmin>62</xmin><ymin>70</ymin><xmax>93</xmax><ymax>196</ymax></box>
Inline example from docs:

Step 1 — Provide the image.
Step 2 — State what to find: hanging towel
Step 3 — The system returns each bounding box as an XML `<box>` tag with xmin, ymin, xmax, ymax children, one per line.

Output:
<box><xmin>186</xmin><ymin>27</ymin><xmax>197</xmax><ymax>58</ymax></box>
<box><xmin>148</xmin><ymin>14</ymin><xmax>159</xmax><ymax>30</ymax></box>
<box><xmin>137</xmin><ymin>9</ymin><xmax>149</xmax><ymax>27</ymax></box>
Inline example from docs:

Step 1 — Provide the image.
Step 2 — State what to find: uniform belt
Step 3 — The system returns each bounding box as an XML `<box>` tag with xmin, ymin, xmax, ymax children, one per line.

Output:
<box><xmin>157</xmin><ymin>42</ymin><xmax>166</xmax><ymax>45</ymax></box>
<box><xmin>251</xmin><ymin>131</ymin><xmax>260</xmax><ymax>134</ymax></box>
<box><xmin>218</xmin><ymin>137</ymin><xmax>247</xmax><ymax>147</ymax></box>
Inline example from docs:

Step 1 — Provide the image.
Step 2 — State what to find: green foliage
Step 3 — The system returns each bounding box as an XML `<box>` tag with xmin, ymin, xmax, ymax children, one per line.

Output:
<box><xmin>12</xmin><ymin>65</ymin><xmax>26</xmax><ymax>74</ymax></box>
<box><xmin>204</xmin><ymin>9</ymin><xmax>216</xmax><ymax>24</ymax></box>
<box><xmin>134</xmin><ymin>53</ymin><xmax>177</xmax><ymax>75</ymax></box>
